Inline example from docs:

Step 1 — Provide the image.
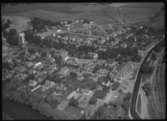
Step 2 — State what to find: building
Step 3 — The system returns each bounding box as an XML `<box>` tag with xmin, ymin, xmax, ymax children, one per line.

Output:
<box><xmin>31</xmin><ymin>85</ymin><xmax>41</xmax><ymax>92</ymax></box>
<box><xmin>102</xmin><ymin>81</ymin><xmax>112</xmax><ymax>87</ymax></box>
<box><xmin>88</xmin><ymin>52</ymin><xmax>98</xmax><ymax>59</ymax></box>
<box><xmin>116</xmin><ymin>62</ymin><xmax>138</xmax><ymax>82</ymax></box>
<box><xmin>85</xmin><ymin>99</ymin><xmax>104</xmax><ymax>117</ymax></box>
<box><xmin>41</xmin><ymin>80</ymin><xmax>56</xmax><ymax>92</ymax></box>
<box><xmin>33</xmin><ymin>62</ymin><xmax>42</xmax><ymax>69</ymax></box>
<box><xmin>61</xmin><ymin>50</ymin><xmax>69</xmax><ymax>62</ymax></box>
<box><xmin>58</xmin><ymin>67</ymin><xmax>70</xmax><ymax>77</ymax></box>
<box><xmin>66</xmin><ymin>57</ymin><xmax>78</xmax><ymax>66</ymax></box>
<box><xmin>67</xmin><ymin>88</ymin><xmax>94</xmax><ymax>109</ymax></box>
<box><xmin>78</xmin><ymin>93</ymin><xmax>93</xmax><ymax>108</ymax></box>
<box><xmin>111</xmin><ymin>82</ymin><xmax>120</xmax><ymax>91</ymax></box>
<box><xmin>56</xmin><ymin>29</ymin><xmax>63</xmax><ymax>34</ymax></box>
<box><xmin>103</xmin><ymin>89</ymin><xmax>119</xmax><ymax>104</ymax></box>
<box><xmin>96</xmin><ymin>68</ymin><xmax>109</xmax><ymax>77</ymax></box>
<box><xmin>57</xmin><ymin>100</ymin><xmax>69</xmax><ymax>111</ymax></box>
<box><xmin>29</xmin><ymin>80</ymin><xmax>38</xmax><ymax>87</ymax></box>
<box><xmin>89</xmin><ymin>89</ymin><xmax>107</xmax><ymax>105</ymax></box>
<box><xmin>121</xmin><ymin>42</ymin><xmax>128</xmax><ymax>48</ymax></box>
<box><xmin>67</xmin><ymin>90</ymin><xmax>81</xmax><ymax>100</ymax></box>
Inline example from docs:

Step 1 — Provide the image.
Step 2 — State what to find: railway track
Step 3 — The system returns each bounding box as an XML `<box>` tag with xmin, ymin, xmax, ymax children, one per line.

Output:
<box><xmin>129</xmin><ymin>39</ymin><xmax>165</xmax><ymax>119</ymax></box>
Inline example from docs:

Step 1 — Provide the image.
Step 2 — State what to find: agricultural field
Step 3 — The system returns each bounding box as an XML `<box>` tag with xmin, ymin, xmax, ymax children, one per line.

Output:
<box><xmin>2</xmin><ymin>3</ymin><xmax>164</xmax><ymax>28</ymax></box>
<box><xmin>137</xmin><ymin>43</ymin><xmax>165</xmax><ymax>119</ymax></box>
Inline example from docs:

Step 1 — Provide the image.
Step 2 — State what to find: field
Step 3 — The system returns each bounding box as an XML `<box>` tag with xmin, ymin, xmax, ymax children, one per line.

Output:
<box><xmin>140</xmin><ymin>48</ymin><xmax>165</xmax><ymax>119</ymax></box>
<box><xmin>148</xmin><ymin>60</ymin><xmax>165</xmax><ymax>119</ymax></box>
<box><xmin>2</xmin><ymin>3</ymin><xmax>164</xmax><ymax>29</ymax></box>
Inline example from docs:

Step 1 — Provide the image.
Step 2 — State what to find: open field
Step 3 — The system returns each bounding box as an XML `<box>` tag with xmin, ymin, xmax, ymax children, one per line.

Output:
<box><xmin>139</xmin><ymin>48</ymin><xmax>165</xmax><ymax>119</ymax></box>
<box><xmin>148</xmin><ymin>55</ymin><xmax>165</xmax><ymax>119</ymax></box>
<box><xmin>2</xmin><ymin>3</ymin><xmax>164</xmax><ymax>29</ymax></box>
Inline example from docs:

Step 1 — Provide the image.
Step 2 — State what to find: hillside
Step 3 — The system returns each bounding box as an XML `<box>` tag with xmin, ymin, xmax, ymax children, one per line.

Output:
<box><xmin>2</xmin><ymin>3</ymin><xmax>164</xmax><ymax>30</ymax></box>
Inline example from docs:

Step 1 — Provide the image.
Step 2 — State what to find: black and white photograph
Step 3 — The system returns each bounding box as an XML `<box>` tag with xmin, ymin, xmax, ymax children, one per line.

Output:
<box><xmin>2</xmin><ymin>2</ymin><xmax>165</xmax><ymax>120</ymax></box>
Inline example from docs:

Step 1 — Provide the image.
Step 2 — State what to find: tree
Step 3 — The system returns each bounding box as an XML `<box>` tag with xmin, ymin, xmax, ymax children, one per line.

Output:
<box><xmin>142</xmin><ymin>83</ymin><xmax>152</xmax><ymax>96</ymax></box>
<box><xmin>24</xmin><ymin>29</ymin><xmax>34</xmax><ymax>43</ymax></box>
<box><xmin>45</xmin><ymin>94</ymin><xmax>59</xmax><ymax>108</ymax></box>
<box><xmin>150</xmin><ymin>52</ymin><xmax>157</xmax><ymax>60</ymax></box>
<box><xmin>69</xmin><ymin>72</ymin><xmax>77</xmax><ymax>80</ymax></box>
<box><xmin>6</xmin><ymin>28</ymin><xmax>19</xmax><ymax>46</ymax></box>
<box><xmin>69</xmin><ymin>97</ymin><xmax>78</xmax><ymax>107</ymax></box>
<box><xmin>29</xmin><ymin>17</ymin><xmax>46</xmax><ymax>32</ymax></box>
<box><xmin>141</xmin><ymin>63</ymin><xmax>154</xmax><ymax>74</ymax></box>
<box><xmin>121</xmin><ymin>93</ymin><xmax>131</xmax><ymax>112</ymax></box>
<box><xmin>2</xmin><ymin>19</ymin><xmax>12</xmax><ymax>37</ymax></box>
<box><xmin>91</xmin><ymin>103</ymin><xmax>128</xmax><ymax>119</ymax></box>
<box><xmin>89</xmin><ymin>97</ymin><xmax>97</xmax><ymax>104</ymax></box>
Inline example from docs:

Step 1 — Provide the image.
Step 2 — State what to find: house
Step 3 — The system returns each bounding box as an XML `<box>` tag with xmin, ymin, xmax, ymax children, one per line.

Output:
<box><xmin>103</xmin><ymin>89</ymin><xmax>119</xmax><ymax>104</ymax></box>
<box><xmin>67</xmin><ymin>90</ymin><xmax>80</xmax><ymax>100</ymax></box>
<box><xmin>66</xmin><ymin>88</ymin><xmax>94</xmax><ymax>109</ymax></box>
<box><xmin>61</xmin><ymin>50</ymin><xmax>69</xmax><ymax>61</ymax></box>
<box><xmin>64</xmin><ymin>55</ymin><xmax>70</xmax><ymax>62</ymax></box>
<box><xmin>29</xmin><ymin>79</ymin><xmax>37</xmax><ymax>87</ymax></box>
<box><xmin>57</xmin><ymin>100</ymin><xmax>69</xmax><ymax>111</ymax></box>
<box><xmin>58</xmin><ymin>66</ymin><xmax>70</xmax><ymax>77</ymax></box>
<box><xmin>86</xmin><ymin>99</ymin><xmax>104</xmax><ymax>117</ymax></box>
<box><xmin>33</xmin><ymin>62</ymin><xmax>42</xmax><ymax>69</ymax></box>
<box><xmin>52</xmin><ymin>33</ymin><xmax>56</xmax><ymax>37</ymax></box>
<box><xmin>63</xmin><ymin>105</ymin><xmax>82</xmax><ymax>119</ymax></box>
<box><xmin>102</xmin><ymin>81</ymin><xmax>112</xmax><ymax>87</ymax></box>
<box><xmin>78</xmin><ymin>90</ymin><xmax>94</xmax><ymax>108</ymax></box>
<box><xmin>88</xmin><ymin>52</ymin><xmax>98</xmax><ymax>59</ymax></box>
<box><xmin>41</xmin><ymin>80</ymin><xmax>56</xmax><ymax>92</ymax></box>
<box><xmin>111</xmin><ymin>82</ymin><xmax>120</xmax><ymax>91</ymax></box>
<box><xmin>31</xmin><ymin>85</ymin><xmax>41</xmax><ymax>92</ymax></box>
<box><xmin>66</xmin><ymin>57</ymin><xmax>78</xmax><ymax>66</ymax></box>
<box><xmin>96</xmin><ymin>68</ymin><xmax>109</xmax><ymax>77</ymax></box>
<box><xmin>89</xmin><ymin>89</ymin><xmax>107</xmax><ymax>105</ymax></box>
<box><xmin>116</xmin><ymin>62</ymin><xmax>139</xmax><ymax>82</ymax></box>
<box><xmin>19</xmin><ymin>32</ymin><xmax>25</xmax><ymax>44</ymax></box>
<box><xmin>121</xmin><ymin>42</ymin><xmax>128</xmax><ymax>48</ymax></box>
<box><xmin>52</xmin><ymin>91</ymin><xmax>62</xmax><ymax>96</ymax></box>
<box><xmin>78</xmin><ymin>94</ymin><xmax>92</xmax><ymax>108</ymax></box>
<box><xmin>89</xmin><ymin>21</ymin><xmax>94</xmax><ymax>25</ymax></box>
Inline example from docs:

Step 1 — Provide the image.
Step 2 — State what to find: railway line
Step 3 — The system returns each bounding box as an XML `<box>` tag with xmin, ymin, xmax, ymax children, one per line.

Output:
<box><xmin>129</xmin><ymin>39</ymin><xmax>165</xmax><ymax>119</ymax></box>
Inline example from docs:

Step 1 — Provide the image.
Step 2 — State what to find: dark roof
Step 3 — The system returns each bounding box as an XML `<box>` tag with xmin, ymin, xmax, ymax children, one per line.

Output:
<box><xmin>89</xmin><ymin>90</ymin><xmax>107</xmax><ymax>105</ymax></box>
<box><xmin>111</xmin><ymin>82</ymin><xmax>120</xmax><ymax>91</ymax></box>
<box><xmin>93</xmin><ymin>90</ymin><xmax>106</xmax><ymax>99</ymax></box>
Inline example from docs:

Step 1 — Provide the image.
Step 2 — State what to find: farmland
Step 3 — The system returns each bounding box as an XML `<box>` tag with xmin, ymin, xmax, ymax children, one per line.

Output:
<box><xmin>2</xmin><ymin>3</ymin><xmax>164</xmax><ymax>28</ymax></box>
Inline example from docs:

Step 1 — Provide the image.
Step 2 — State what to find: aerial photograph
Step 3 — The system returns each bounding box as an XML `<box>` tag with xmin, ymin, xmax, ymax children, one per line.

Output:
<box><xmin>2</xmin><ymin>2</ymin><xmax>165</xmax><ymax>120</ymax></box>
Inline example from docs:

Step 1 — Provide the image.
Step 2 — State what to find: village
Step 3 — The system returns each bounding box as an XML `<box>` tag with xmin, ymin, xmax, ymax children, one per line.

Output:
<box><xmin>2</xmin><ymin>16</ymin><xmax>162</xmax><ymax>119</ymax></box>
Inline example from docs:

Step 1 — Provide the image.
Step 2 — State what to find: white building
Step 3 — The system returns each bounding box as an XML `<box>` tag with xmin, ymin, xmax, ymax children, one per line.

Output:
<box><xmin>89</xmin><ymin>21</ymin><xmax>94</xmax><ymax>25</ymax></box>
<box><xmin>67</xmin><ymin>91</ymin><xmax>79</xmax><ymax>100</ymax></box>
<box><xmin>33</xmin><ymin>62</ymin><xmax>42</xmax><ymax>69</ymax></box>
<box><xmin>29</xmin><ymin>80</ymin><xmax>37</xmax><ymax>87</ymax></box>
<box><xmin>19</xmin><ymin>32</ymin><xmax>25</xmax><ymax>44</ymax></box>
<box><xmin>31</xmin><ymin>85</ymin><xmax>41</xmax><ymax>92</ymax></box>
<box><xmin>56</xmin><ymin>29</ymin><xmax>63</xmax><ymax>34</ymax></box>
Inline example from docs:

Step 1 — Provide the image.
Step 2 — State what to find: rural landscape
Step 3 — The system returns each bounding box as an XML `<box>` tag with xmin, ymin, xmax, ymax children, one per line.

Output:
<box><xmin>2</xmin><ymin>3</ymin><xmax>165</xmax><ymax>120</ymax></box>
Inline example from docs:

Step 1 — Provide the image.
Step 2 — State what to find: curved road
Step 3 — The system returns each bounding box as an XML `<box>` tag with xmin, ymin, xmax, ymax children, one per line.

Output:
<box><xmin>129</xmin><ymin>39</ymin><xmax>165</xmax><ymax>119</ymax></box>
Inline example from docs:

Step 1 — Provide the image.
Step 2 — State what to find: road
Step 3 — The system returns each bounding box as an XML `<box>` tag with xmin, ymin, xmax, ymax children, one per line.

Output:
<box><xmin>129</xmin><ymin>39</ymin><xmax>164</xmax><ymax>119</ymax></box>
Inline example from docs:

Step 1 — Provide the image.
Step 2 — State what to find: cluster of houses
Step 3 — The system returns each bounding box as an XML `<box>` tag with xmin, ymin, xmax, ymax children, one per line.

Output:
<box><xmin>4</xmin><ymin>17</ymin><xmax>149</xmax><ymax>119</ymax></box>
